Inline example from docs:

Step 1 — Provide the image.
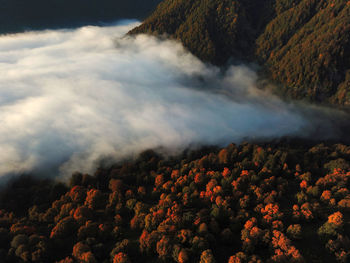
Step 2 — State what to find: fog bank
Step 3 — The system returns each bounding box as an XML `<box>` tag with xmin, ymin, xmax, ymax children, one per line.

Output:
<box><xmin>0</xmin><ymin>21</ymin><xmax>343</xmax><ymax>179</ymax></box>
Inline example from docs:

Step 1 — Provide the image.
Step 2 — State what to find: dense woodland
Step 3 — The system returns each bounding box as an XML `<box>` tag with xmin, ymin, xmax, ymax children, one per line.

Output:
<box><xmin>0</xmin><ymin>141</ymin><xmax>349</xmax><ymax>262</ymax></box>
<box><xmin>129</xmin><ymin>0</ymin><xmax>350</xmax><ymax>105</ymax></box>
<box><xmin>0</xmin><ymin>0</ymin><xmax>161</xmax><ymax>34</ymax></box>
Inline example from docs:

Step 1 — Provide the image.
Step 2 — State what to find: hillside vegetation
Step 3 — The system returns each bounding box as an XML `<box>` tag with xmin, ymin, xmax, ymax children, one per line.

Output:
<box><xmin>129</xmin><ymin>0</ymin><xmax>350</xmax><ymax>105</ymax></box>
<box><xmin>0</xmin><ymin>141</ymin><xmax>349</xmax><ymax>262</ymax></box>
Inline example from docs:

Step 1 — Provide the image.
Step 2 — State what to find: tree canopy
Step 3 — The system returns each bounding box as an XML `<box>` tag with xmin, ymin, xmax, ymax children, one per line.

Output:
<box><xmin>0</xmin><ymin>141</ymin><xmax>349</xmax><ymax>262</ymax></box>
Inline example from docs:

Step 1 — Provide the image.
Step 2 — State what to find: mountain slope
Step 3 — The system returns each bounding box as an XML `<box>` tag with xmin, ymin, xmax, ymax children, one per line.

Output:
<box><xmin>129</xmin><ymin>0</ymin><xmax>350</xmax><ymax>105</ymax></box>
<box><xmin>256</xmin><ymin>0</ymin><xmax>350</xmax><ymax>103</ymax></box>
<box><xmin>129</xmin><ymin>0</ymin><xmax>261</xmax><ymax>64</ymax></box>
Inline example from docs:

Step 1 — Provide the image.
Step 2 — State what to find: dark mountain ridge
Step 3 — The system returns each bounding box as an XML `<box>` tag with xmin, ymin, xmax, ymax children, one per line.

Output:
<box><xmin>129</xmin><ymin>0</ymin><xmax>350</xmax><ymax>105</ymax></box>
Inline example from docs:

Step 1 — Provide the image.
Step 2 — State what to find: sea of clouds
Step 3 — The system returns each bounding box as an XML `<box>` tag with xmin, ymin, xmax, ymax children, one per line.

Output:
<box><xmin>0</xmin><ymin>21</ymin><xmax>346</xmax><ymax>180</ymax></box>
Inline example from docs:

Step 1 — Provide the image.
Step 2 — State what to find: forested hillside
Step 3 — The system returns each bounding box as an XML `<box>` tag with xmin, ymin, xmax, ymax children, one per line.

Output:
<box><xmin>0</xmin><ymin>0</ymin><xmax>161</xmax><ymax>34</ymax></box>
<box><xmin>129</xmin><ymin>0</ymin><xmax>350</xmax><ymax>105</ymax></box>
<box><xmin>0</xmin><ymin>141</ymin><xmax>349</xmax><ymax>262</ymax></box>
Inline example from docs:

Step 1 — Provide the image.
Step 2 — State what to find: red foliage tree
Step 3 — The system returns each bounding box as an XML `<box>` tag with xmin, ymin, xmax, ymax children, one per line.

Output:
<box><xmin>69</xmin><ymin>186</ymin><xmax>86</xmax><ymax>203</ymax></box>
<box><xmin>156</xmin><ymin>235</ymin><xmax>172</xmax><ymax>259</ymax></box>
<box><xmin>113</xmin><ymin>252</ymin><xmax>130</xmax><ymax>263</ymax></box>
<box><xmin>84</xmin><ymin>189</ymin><xmax>105</xmax><ymax>210</ymax></box>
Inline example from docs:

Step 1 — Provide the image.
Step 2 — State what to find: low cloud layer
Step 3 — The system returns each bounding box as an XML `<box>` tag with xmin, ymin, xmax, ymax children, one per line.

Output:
<box><xmin>0</xmin><ymin>21</ymin><xmax>345</xmax><ymax>180</ymax></box>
